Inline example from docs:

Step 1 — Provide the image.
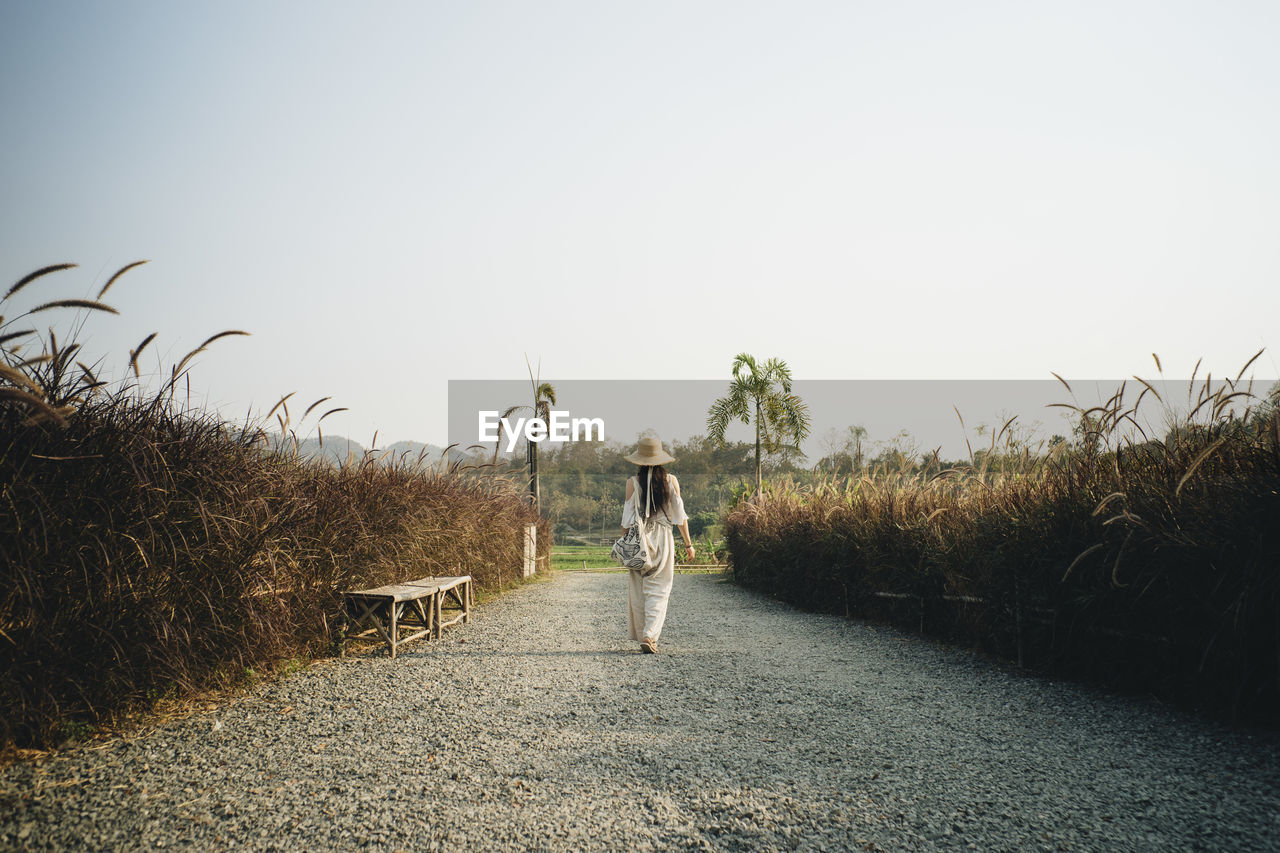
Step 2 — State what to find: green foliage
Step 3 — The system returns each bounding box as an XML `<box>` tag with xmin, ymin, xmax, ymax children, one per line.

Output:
<box><xmin>549</xmin><ymin>544</ymin><xmax>614</xmax><ymax>571</ymax></box>
<box><xmin>687</xmin><ymin>510</ymin><xmax>718</xmax><ymax>538</ymax></box>
<box><xmin>706</xmin><ymin>353</ymin><xmax>812</xmax><ymax>494</ymax></box>
<box><xmin>526</xmin><ymin>434</ymin><xmax>763</xmax><ymax>543</ymax></box>
<box><xmin>724</xmin><ymin>364</ymin><xmax>1280</xmax><ymax>722</ymax></box>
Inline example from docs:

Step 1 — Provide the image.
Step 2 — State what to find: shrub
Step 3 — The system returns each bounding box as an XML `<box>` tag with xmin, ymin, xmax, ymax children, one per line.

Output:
<box><xmin>687</xmin><ymin>510</ymin><xmax>719</xmax><ymax>538</ymax></box>
<box><xmin>0</xmin><ymin>263</ymin><xmax>549</xmax><ymax>749</ymax></box>
<box><xmin>725</xmin><ymin>366</ymin><xmax>1280</xmax><ymax>722</ymax></box>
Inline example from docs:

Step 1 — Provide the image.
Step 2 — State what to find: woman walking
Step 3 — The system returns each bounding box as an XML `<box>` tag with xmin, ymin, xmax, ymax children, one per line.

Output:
<box><xmin>620</xmin><ymin>436</ymin><xmax>694</xmax><ymax>653</ymax></box>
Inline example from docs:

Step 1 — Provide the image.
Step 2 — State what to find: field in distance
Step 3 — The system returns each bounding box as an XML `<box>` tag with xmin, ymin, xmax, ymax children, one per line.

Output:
<box><xmin>551</xmin><ymin>544</ymin><xmax>616</xmax><ymax>571</ymax></box>
<box><xmin>551</xmin><ymin>542</ymin><xmax>728</xmax><ymax>573</ymax></box>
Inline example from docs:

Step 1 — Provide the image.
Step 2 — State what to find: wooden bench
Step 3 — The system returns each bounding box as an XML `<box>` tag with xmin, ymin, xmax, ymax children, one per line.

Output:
<box><xmin>342</xmin><ymin>575</ymin><xmax>474</xmax><ymax>658</ymax></box>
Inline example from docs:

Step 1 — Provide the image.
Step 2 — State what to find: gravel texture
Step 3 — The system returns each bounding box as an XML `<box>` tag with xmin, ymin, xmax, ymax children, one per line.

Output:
<box><xmin>3</xmin><ymin>571</ymin><xmax>1279</xmax><ymax>852</ymax></box>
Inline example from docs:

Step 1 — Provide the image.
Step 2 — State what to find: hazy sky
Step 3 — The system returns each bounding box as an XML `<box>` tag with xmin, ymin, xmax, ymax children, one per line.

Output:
<box><xmin>3</xmin><ymin>1</ymin><xmax>1277</xmax><ymax>447</ymax></box>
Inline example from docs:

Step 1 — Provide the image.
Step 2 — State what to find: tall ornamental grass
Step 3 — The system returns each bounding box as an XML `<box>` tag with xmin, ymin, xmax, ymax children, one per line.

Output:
<box><xmin>725</xmin><ymin>364</ymin><xmax>1280</xmax><ymax>722</ymax></box>
<box><xmin>1</xmin><ymin>263</ymin><xmax>549</xmax><ymax>750</ymax></box>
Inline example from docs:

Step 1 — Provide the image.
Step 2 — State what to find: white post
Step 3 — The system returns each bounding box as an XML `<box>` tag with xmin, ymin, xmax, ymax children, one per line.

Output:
<box><xmin>523</xmin><ymin>524</ymin><xmax>537</xmax><ymax>578</ymax></box>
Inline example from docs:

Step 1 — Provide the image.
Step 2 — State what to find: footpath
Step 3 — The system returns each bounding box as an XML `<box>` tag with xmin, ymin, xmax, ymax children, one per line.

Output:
<box><xmin>2</xmin><ymin>572</ymin><xmax>1278</xmax><ymax>851</ymax></box>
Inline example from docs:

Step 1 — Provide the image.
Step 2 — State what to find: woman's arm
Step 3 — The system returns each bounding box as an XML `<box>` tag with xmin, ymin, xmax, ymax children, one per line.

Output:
<box><xmin>679</xmin><ymin>520</ymin><xmax>695</xmax><ymax>560</ymax></box>
<box><xmin>621</xmin><ymin>478</ymin><xmax>634</xmax><ymax>533</ymax></box>
<box><xmin>667</xmin><ymin>475</ymin><xmax>694</xmax><ymax>557</ymax></box>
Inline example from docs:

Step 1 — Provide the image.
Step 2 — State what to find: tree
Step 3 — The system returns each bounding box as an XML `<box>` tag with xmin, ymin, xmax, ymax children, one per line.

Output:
<box><xmin>490</xmin><ymin>404</ymin><xmax>523</xmax><ymax>470</ymax></box>
<box><xmin>817</xmin><ymin>424</ymin><xmax>867</xmax><ymax>476</ymax></box>
<box><xmin>526</xmin><ymin>380</ymin><xmax>556</xmax><ymax>508</ymax></box>
<box><xmin>1258</xmin><ymin>380</ymin><xmax>1280</xmax><ymax>421</ymax></box>
<box><xmin>705</xmin><ymin>353</ymin><xmax>811</xmax><ymax>495</ymax></box>
<box><xmin>498</xmin><ymin>365</ymin><xmax>557</xmax><ymax>508</ymax></box>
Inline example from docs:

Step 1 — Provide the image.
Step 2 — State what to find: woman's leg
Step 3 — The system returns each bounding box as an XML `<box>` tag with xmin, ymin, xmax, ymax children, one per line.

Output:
<box><xmin>642</xmin><ymin>531</ymin><xmax>676</xmax><ymax>641</ymax></box>
<box><xmin>627</xmin><ymin>568</ymin><xmax>645</xmax><ymax>641</ymax></box>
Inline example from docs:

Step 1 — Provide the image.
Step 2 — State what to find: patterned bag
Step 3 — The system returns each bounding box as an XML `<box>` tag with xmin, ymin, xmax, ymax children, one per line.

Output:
<box><xmin>610</xmin><ymin>523</ymin><xmax>649</xmax><ymax>570</ymax></box>
<box><xmin>611</xmin><ymin>473</ymin><xmax>659</xmax><ymax>576</ymax></box>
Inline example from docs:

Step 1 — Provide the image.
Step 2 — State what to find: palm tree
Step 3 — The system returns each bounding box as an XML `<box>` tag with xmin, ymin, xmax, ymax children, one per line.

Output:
<box><xmin>490</xmin><ymin>404</ymin><xmax>524</xmax><ymax>470</ymax></box>
<box><xmin>527</xmin><ymin>380</ymin><xmax>556</xmax><ymax>508</ymax></box>
<box><xmin>706</xmin><ymin>353</ymin><xmax>811</xmax><ymax>495</ymax></box>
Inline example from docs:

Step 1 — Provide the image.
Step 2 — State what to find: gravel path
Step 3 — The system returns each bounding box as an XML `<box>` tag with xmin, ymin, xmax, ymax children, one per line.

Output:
<box><xmin>3</xmin><ymin>571</ymin><xmax>1279</xmax><ymax>852</ymax></box>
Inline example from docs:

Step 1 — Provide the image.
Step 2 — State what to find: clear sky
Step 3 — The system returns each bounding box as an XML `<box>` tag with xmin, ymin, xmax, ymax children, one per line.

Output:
<box><xmin>3</xmin><ymin>1</ymin><xmax>1278</xmax><ymax>447</ymax></box>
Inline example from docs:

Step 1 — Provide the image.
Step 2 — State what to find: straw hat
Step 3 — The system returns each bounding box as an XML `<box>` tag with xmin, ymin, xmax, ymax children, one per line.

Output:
<box><xmin>624</xmin><ymin>435</ymin><xmax>675</xmax><ymax>466</ymax></box>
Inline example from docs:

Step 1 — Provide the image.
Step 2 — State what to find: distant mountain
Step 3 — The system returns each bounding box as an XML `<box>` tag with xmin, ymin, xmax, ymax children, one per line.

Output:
<box><xmin>260</xmin><ymin>433</ymin><xmax>362</xmax><ymax>467</ymax></box>
<box><xmin>383</xmin><ymin>440</ymin><xmax>445</xmax><ymax>460</ymax></box>
<box><xmin>260</xmin><ymin>434</ymin><xmax>464</xmax><ymax>468</ymax></box>
<box><xmin>380</xmin><ymin>440</ymin><xmax>473</xmax><ymax>466</ymax></box>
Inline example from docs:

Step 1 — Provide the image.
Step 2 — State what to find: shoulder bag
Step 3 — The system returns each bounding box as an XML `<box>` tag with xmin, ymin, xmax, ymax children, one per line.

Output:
<box><xmin>610</xmin><ymin>473</ymin><xmax>660</xmax><ymax>576</ymax></box>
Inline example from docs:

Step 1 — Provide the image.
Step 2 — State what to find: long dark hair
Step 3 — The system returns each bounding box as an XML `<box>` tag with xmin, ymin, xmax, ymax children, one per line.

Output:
<box><xmin>635</xmin><ymin>464</ymin><xmax>670</xmax><ymax>519</ymax></box>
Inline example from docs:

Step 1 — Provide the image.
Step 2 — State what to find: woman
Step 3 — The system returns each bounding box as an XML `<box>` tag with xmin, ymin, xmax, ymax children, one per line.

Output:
<box><xmin>620</xmin><ymin>435</ymin><xmax>694</xmax><ymax>654</ymax></box>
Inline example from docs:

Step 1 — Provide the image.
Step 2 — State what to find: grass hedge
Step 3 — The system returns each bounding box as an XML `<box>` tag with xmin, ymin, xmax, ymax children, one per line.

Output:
<box><xmin>726</xmin><ymin>379</ymin><xmax>1280</xmax><ymax>722</ymax></box>
<box><xmin>1</xmin><ymin>263</ymin><xmax>549</xmax><ymax>749</ymax></box>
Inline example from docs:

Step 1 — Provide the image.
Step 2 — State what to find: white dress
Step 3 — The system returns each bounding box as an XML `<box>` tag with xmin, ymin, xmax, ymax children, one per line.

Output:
<box><xmin>621</xmin><ymin>471</ymin><xmax>688</xmax><ymax>643</ymax></box>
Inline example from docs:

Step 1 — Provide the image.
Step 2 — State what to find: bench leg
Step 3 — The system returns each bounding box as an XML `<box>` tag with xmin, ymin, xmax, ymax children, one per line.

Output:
<box><xmin>348</xmin><ymin>598</ymin><xmax>394</xmax><ymax>652</ymax></box>
<box><xmin>454</xmin><ymin>584</ymin><xmax>470</xmax><ymax>624</ymax></box>
<box><xmin>389</xmin><ymin>601</ymin><xmax>399</xmax><ymax>659</ymax></box>
<box><xmin>410</xmin><ymin>596</ymin><xmax>432</xmax><ymax>638</ymax></box>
